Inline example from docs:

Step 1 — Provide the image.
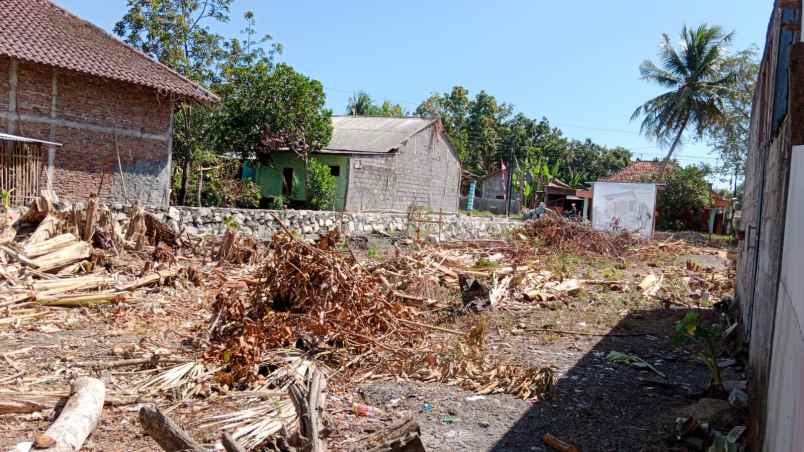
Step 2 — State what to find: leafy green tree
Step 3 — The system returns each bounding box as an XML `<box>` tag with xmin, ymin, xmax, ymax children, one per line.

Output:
<box><xmin>307</xmin><ymin>158</ymin><xmax>337</xmax><ymax>210</ymax></box>
<box><xmin>417</xmin><ymin>86</ymin><xmax>471</xmax><ymax>162</ymax></box>
<box><xmin>346</xmin><ymin>91</ymin><xmax>405</xmax><ymax>117</ymax></box>
<box><xmin>707</xmin><ymin>46</ymin><xmax>758</xmax><ymax>193</ymax></box>
<box><xmin>632</xmin><ymin>25</ymin><xmax>737</xmax><ymax>164</ymax></box>
<box><xmin>656</xmin><ymin>163</ymin><xmax>713</xmax><ymax>230</ymax></box>
<box><xmin>211</xmin><ymin>63</ymin><xmax>333</xmax><ymax>200</ymax></box>
<box><xmin>115</xmin><ymin>3</ymin><xmax>281</xmax><ymax>206</ymax></box>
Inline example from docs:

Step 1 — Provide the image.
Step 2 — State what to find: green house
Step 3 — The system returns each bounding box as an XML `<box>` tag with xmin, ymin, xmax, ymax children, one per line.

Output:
<box><xmin>245</xmin><ymin>116</ymin><xmax>462</xmax><ymax>212</ymax></box>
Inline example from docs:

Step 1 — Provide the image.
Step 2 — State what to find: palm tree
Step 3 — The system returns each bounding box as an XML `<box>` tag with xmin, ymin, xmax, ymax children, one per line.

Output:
<box><xmin>347</xmin><ymin>91</ymin><xmax>374</xmax><ymax>116</ymax></box>
<box><xmin>632</xmin><ymin>25</ymin><xmax>736</xmax><ymax>165</ymax></box>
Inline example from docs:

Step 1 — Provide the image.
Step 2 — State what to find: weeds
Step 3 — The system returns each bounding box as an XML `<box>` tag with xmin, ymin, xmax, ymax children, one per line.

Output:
<box><xmin>673</xmin><ymin>310</ymin><xmax>724</xmax><ymax>392</ymax></box>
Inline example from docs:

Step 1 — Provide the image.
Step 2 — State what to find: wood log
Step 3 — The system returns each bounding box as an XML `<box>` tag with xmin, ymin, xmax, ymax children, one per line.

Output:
<box><xmin>12</xmin><ymin>377</ymin><xmax>105</xmax><ymax>452</ymax></box>
<box><xmin>20</xmin><ymin>195</ymin><xmax>52</xmax><ymax>224</ymax></box>
<box><xmin>126</xmin><ymin>203</ymin><xmax>147</xmax><ymax>251</ymax></box>
<box><xmin>22</xmin><ymin>233</ymin><xmax>78</xmax><ymax>258</ymax></box>
<box><xmin>32</xmin><ymin>274</ymin><xmax>114</xmax><ymax>292</ymax></box>
<box><xmin>35</xmin><ymin>291</ymin><xmax>127</xmax><ymax>307</ymax></box>
<box><xmin>139</xmin><ymin>405</ymin><xmax>211</xmax><ymax>452</ymax></box>
<box><xmin>56</xmin><ymin>261</ymin><xmax>87</xmax><ymax>276</ymax></box>
<box><xmin>348</xmin><ymin>418</ymin><xmax>425</xmax><ymax>452</ymax></box>
<box><xmin>24</xmin><ymin>214</ymin><xmax>58</xmax><ymax>246</ymax></box>
<box><xmin>28</xmin><ymin>241</ymin><xmax>92</xmax><ymax>272</ymax></box>
<box><xmin>116</xmin><ymin>269</ymin><xmax>176</xmax><ymax>292</ymax></box>
<box><xmin>221</xmin><ymin>433</ymin><xmax>247</xmax><ymax>452</ymax></box>
<box><xmin>0</xmin><ymin>399</ymin><xmax>48</xmax><ymax>415</ymax></box>
<box><xmin>289</xmin><ymin>369</ymin><xmax>328</xmax><ymax>452</ymax></box>
<box><xmin>81</xmin><ymin>194</ymin><xmax>98</xmax><ymax>242</ymax></box>
<box><xmin>0</xmin><ymin>245</ymin><xmax>39</xmax><ymax>269</ymax></box>
<box><xmin>218</xmin><ymin>228</ymin><xmax>237</xmax><ymax>263</ymax></box>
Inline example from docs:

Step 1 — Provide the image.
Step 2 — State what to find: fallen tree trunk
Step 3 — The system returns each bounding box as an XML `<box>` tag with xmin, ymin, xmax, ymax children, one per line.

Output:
<box><xmin>289</xmin><ymin>368</ymin><xmax>328</xmax><ymax>452</ymax></box>
<box><xmin>348</xmin><ymin>418</ymin><xmax>425</xmax><ymax>452</ymax></box>
<box><xmin>12</xmin><ymin>377</ymin><xmax>105</xmax><ymax>452</ymax></box>
<box><xmin>24</xmin><ymin>214</ymin><xmax>59</xmax><ymax>246</ymax></box>
<box><xmin>22</xmin><ymin>233</ymin><xmax>79</xmax><ymax>258</ymax></box>
<box><xmin>28</xmin><ymin>241</ymin><xmax>92</xmax><ymax>272</ymax></box>
<box><xmin>139</xmin><ymin>405</ymin><xmax>211</xmax><ymax>452</ymax></box>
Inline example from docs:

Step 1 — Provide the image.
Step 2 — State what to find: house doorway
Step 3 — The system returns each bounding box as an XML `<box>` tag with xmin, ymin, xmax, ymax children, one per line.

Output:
<box><xmin>282</xmin><ymin>168</ymin><xmax>293</xmax><ymax>196</ymax></box>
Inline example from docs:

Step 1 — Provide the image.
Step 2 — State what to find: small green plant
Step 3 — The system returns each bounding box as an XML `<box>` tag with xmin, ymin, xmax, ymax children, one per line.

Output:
<box><xmin>0</xmin><ymin>188</ymin><xmax>13</xmax><ymax>210</ymax></box>
<box><xmin>708</xmin><ymin>426</ymin><xmax>745</xmax><ymax>452</ymax></box>
<box><xmin>268</xmin><ymin>195</ymin><xmax>286</xmax><ymax>210</ymax></box>
<box><xmin>223</xmin><ymin>214</ymin><xmax>240</xmax><ymax>231</ymax></box>
<box><xmin>673</xmin><ymin>311</ymin><xmax>724</xmax><ymax>391</ymax></box>
<box><xmin>367</xmin><ymin>244</ymin><xmax>379</xmax><ymax>260</ymax></box>
<box><xmin>307</xmin><ymin>158</ymin><xmax>337</xmax><ymax>210</ymax></box>
<box><xmin>474</xmin><ymin>257</ymin><xmax>494</xmax><ymax>268</ymax></box>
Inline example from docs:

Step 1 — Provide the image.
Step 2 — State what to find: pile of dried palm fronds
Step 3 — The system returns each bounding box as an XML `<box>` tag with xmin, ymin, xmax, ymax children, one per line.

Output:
<box><xmin>206</xmin><ymin>229</ymin><xmax>421</xmax><ymax>383</ymax></box>
<box><xmin>519</xmin><ymin>214</ymin><xmax>639</xmax><ymax>256</ymax></box>
<box><xmin>388</xmin><ymin>318</ymin><xmax>554</xmax><ymax>400</ymax></box>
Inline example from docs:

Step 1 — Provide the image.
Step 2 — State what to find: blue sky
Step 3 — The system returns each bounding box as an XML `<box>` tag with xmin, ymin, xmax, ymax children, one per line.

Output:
<box><xmin>56</xmin><ymin>0</ymin><xmax>770</xmax><ymax>180</ymax></box>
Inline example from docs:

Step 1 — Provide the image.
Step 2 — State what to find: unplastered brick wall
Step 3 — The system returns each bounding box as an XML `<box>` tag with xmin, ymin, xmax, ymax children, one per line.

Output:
<box><xmin>0</xmin><ymin>57</ymin><xmax>173</xmax><ymax>206</ymax></box>
<box><xmin>107</xmin><ymin>205</ymin><xmax>520</xmax><ymax>242</ymax></box>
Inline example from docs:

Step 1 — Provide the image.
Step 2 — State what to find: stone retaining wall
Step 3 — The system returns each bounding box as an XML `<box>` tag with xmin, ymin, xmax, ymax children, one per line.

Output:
<box><xmin>108</xmin><ymin>205</ymin><xmax>520</xmax><ymax>241</ymax></box>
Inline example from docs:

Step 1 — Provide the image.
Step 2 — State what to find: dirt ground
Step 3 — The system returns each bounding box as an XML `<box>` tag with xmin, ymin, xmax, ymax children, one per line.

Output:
<box><xmin>0</xmin><ymin>228</ymin><xmax>742</xmax><ymax>452</ymax></box>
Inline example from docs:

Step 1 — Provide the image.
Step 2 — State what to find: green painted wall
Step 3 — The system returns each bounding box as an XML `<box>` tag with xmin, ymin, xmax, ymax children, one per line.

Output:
<box><xmin>245</xmin><ymin>152</ymin><xmax>350</xmax><ymax>210</ymax></box>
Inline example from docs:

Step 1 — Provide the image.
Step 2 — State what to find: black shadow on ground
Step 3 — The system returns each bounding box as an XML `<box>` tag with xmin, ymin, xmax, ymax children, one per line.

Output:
<box><xmin>490</xmin><ymin>307</ymin><xmax>711</xmax><ymax>452</ymax></box>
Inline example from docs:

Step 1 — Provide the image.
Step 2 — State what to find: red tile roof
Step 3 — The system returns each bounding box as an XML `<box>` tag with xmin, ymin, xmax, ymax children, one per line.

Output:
<box><xmin>0</xmin><ymin>0</ymin><xmax>218</xmax><ymax>103</ymax></box>
<box><xmin>601</xmin><ymin>160</ymin><xmax>666</xmax><ymax>182</ymax></box>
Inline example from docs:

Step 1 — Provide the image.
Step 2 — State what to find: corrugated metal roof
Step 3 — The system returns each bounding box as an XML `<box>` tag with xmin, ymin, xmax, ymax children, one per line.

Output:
<box><xmin>322</xmin><ymin>116</ymin><xmax>436</xmax><ymax>154</ymax></box>
<box><xmin>0</xmin><ymin>132</ymin><xmax>62</xmax><ymax>146</ymax></box>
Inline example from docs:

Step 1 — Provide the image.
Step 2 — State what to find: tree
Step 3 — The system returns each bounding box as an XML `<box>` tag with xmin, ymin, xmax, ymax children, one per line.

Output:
<box><xmin>211</xmin><ymin>63</ymin><xmax>333</xmax><ymax>202</ymax></box>
<box><xmin>346</xmin><ymin>91</ymin><xmax>405</xmax><ymax>117</ymax></box>
<box><xmin>307</xmin><ymin>158</ymin><xmax>337</xmax><ymax>210</ymax></box>
<box><xmin>707</xmin><ymin>46</ymin><xmax>759</xmax><ymax>189</ymax></box>
<box><xmin>632</xmin><ymin>25</ymin><xmax>737</xmax><ymax>165</ymax></box>
<box><xmin>116</xmin><ymin>3</ymin><xmax>281</xmax><ymax>205</ymax></box>
<box><xmin>114</xmin><ymin>0</ymin><xmax>232</xmax><ymax>84</ymax></box>
<box><xmin>656</xmin><ymin>163</ymin><xmax>713</xmax><ymax>230</ymax></box>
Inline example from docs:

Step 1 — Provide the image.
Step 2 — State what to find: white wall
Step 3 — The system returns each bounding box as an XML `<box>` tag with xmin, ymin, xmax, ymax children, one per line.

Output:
<box><xmin>764</xmin><ymin>145</ymin><xmax>804</xmax><ymax>451</ymax></box>
<box><xmin>591</xmin><ymin>182</ymin><xmax>656</xmax><ymax>239</ymax></box>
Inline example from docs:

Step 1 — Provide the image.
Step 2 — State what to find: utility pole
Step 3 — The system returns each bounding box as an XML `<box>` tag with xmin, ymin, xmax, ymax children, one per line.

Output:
<box><xmin>505</xmin><ymin>135</ymin><xmax>515</xmax><ymax>217</ymax></box>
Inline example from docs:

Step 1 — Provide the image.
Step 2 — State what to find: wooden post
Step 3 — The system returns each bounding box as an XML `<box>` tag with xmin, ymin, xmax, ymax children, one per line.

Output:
<box><xmin>82</xmin><ymin>194</ymin><xmax>98</xmax><ymax>241</ymax></box>
<box><xmin>139</xmin><ymin>405</ymin><xmax>210</xmax><ymax>452</ymax></box>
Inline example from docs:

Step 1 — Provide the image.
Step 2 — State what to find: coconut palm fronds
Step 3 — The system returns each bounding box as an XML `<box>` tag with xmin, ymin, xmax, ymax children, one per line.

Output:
<box><xmin>200</xmin><ymin>396</ymin><xmax>298</xmax><ymax>450</ymax></box>
<box><xmin>136</xmin><ymin>361</ymin><xmax>212</xmax><ymax>399</ymax></box>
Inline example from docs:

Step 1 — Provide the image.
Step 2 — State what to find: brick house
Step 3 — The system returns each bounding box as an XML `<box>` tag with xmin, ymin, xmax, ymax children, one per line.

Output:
<box><xmin>248</xmin><ymin>116</ymin><xmax>462</xmax><ymax>212</ymax></box>
<box><xmin>0</xmin><ymin>0</ymin><xmax>217</xmax><ymax>206</ymax></box>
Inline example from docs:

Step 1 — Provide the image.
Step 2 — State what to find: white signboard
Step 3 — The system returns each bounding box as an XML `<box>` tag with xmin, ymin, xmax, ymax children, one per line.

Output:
<box><xmin>592</xmin><ymin>182</ymin><xmax>657</xmax><ymax>239</ymax></box>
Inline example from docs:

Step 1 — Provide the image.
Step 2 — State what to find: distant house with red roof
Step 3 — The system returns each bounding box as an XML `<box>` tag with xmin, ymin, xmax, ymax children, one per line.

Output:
<box><xmin>0</xmin><ymin>0</ymin><xmax>217</xmax><ymax>206</ymax></box>
<box><xmin>600</xmin><ymin>160</ymin><xmax>667</xmax><ymax>183</ymax></box>
<box><xmin>598</xmin><ymin>160</ymin><xmax>732</xmax><ymax>233</ymax></box>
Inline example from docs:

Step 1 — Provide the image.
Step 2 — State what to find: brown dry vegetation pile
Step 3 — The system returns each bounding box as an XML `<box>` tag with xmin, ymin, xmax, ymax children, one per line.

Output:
<box><xmin>519</xmin><ymin>215</ymin><xmax>639</xmax><ymax>256</ymax></box>
<box><xmin>206</xmin><ymin>230</ymin><xmax>421</xmax><ymax>383</ymax></box>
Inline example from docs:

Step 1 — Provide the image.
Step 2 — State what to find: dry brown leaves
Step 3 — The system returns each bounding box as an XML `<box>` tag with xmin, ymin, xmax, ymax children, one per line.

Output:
<box><xmin>519</xmin><ymin>215</ymin><xmax>639</xmax><ymax>256</ymax></box>
<box><xmin>206</xmin><ymin>230</ymin><xmax>419</xmax><ymax>383</ymax></box>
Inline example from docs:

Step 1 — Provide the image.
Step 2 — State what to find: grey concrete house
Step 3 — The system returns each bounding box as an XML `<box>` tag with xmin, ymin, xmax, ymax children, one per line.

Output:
<box><xmin>250</xmin><ymin>116</ymin><xmax>462</xmax><ymax>212</ymax></box>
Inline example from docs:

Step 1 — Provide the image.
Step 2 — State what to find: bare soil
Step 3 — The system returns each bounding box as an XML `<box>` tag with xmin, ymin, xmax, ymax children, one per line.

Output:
<box><xmin>0</xmin><ymin>233</ymin><xmax>741</xmax><ymax>452</ymax></box>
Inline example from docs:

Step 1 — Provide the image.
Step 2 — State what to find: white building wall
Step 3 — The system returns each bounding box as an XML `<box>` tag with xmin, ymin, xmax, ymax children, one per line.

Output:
<box><xmin>764</xmin><ymin>145</ymin><xmax>804</xmax><ymax>451</ymax></box>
